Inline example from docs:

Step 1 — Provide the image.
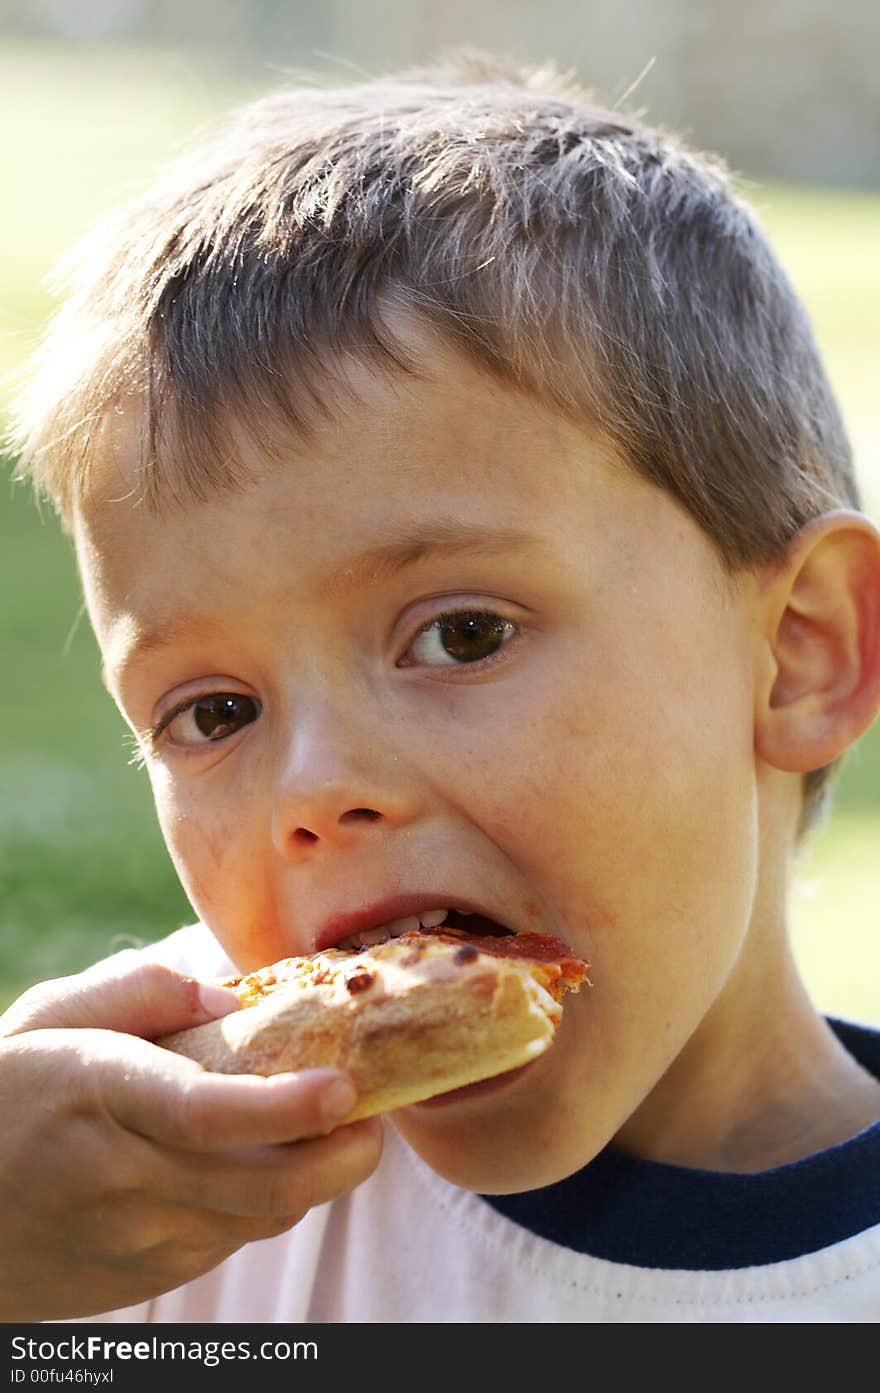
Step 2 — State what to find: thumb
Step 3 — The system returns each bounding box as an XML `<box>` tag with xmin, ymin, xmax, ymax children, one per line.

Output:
<box><xmin>0</xmin><ymin>951</ymin><xmax>241</xmax><ymax>1041</ymax></box>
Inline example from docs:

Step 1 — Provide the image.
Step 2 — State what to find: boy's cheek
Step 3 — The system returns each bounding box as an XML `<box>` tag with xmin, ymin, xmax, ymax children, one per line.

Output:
<box><xmin>151</xmin><ymin>791</ymin><xmax>276</xmax><ymax>963</ymax></box>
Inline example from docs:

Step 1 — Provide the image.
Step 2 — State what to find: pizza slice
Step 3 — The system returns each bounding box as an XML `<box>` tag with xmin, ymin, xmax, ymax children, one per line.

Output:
<box><xmin>158</xmin><ymin>926</ymin><xmax>589</xmax><ymax>1120</ymax></box>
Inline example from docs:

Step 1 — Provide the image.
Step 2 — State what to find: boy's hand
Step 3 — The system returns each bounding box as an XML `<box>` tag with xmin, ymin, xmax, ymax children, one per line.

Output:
<box><xmin>0</xmin><ymin>953</ymin><xmax>383</xmax><ymax>1321</ymax></box>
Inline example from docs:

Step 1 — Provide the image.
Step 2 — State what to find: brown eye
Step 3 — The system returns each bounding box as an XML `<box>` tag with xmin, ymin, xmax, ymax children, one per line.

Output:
<box><xmin>405</xmin><ymin>610</ymin><xmax>517</xmax><ymax>668</ymax></box>
<box><xmin>162</xmin><ymin>693</ymin><xmax>261</xmax><ymax>747</ymax></box>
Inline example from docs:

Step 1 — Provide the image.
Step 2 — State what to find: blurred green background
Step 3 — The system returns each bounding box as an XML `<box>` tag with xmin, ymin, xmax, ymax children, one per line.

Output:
<box><xmin>0</xmin><ymin>32</ymin><xmax>877</xmax><ymax>1018</ymax></box>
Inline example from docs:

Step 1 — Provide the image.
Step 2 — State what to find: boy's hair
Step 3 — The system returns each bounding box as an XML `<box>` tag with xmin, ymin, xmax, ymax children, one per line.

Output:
<box><xmin>8</xmin><ymin>51</ymin><xmax>860</xmax><ymax>844</ymax></box>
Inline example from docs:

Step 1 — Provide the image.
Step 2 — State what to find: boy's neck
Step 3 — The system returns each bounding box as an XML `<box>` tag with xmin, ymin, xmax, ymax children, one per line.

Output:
<box><xmin>612</xmin><ymin>933</ymin><xmax>880</xmax><ymax>1174</ymax></box>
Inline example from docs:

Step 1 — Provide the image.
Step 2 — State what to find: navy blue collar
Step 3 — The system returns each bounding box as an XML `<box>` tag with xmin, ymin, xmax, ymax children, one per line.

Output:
<box><xmin>483</xmin><ymin>1018</ymin><xmax>880</xmax><ymax>1269</ymax></box>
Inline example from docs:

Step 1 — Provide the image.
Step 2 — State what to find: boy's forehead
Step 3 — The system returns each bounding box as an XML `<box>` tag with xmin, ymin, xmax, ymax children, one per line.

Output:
<box><xmin>81</xmin><ymin>332</ymin><xmax>625</xmax><ymax>538</ymax></box>
<box><xmin>75</xmin><ymin>335</ymin><xmax>741</xmax><ymax>666</ymax></box>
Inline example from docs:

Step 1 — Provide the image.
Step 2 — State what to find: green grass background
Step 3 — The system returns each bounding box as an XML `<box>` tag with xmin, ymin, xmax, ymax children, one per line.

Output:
<box><xmin>1</xmin><ymin>40</ymin><xmax>878</xmax><ymax>1017</ymax></box>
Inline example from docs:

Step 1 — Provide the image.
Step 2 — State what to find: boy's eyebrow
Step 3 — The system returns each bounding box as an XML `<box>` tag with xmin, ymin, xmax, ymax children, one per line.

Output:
<box><xmin>102</xmin><ymin>522</ymin><xmax>546</xmax><ymax>690</ymax></box>
<box><xmin>101</xmin><ymin>618</ymin><xmax>223</xmax><ymax>692</ymax></box>
<box><xmin>321</xmin><ymin>521</ymin><xmax>547</xmax><ymax>599</ymax></box>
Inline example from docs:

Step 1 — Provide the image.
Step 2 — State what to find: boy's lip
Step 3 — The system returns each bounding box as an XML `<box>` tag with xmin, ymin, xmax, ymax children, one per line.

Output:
<box><xmin>313</xmin><ymin>893</ymin><xmax>519</xmax><ymax>952</ymax></box>
<box><xmin>406</xmin><ymin>1057</ymin><xmax>541</xmax><ymax>1109</ymax></box>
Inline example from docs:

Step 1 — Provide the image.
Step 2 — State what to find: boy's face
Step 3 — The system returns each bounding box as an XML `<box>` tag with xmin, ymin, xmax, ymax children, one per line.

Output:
<box><xmin>76</xmin><ymin>337</ymin><xmax>768</xmax><ymax>1192</ymax></box>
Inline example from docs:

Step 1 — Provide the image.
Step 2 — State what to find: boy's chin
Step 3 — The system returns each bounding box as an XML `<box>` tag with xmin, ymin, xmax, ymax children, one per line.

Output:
<box><xmin>390</xmin><ymin>1072</ymin><xmax>602</xmax><ymax>1194</ymax></box>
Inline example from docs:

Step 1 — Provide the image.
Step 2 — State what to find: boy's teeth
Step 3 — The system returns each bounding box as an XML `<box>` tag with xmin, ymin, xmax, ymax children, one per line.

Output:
<box><xmin>358</xmin><ymin>926</ymin><xmax>394</xmax><ymax>945</ymax></box>
<box><xmin>337</xmin><ymin>909</ymin><xmax>450</xmax><ymax>951</ymax></box>
<box><xmin>418</xmin><ymin>909</ymin><xmax>449</xmax><ymax>928</ymax></box>
<box><xmin>387</xmin><ymin>915</ymin><xmax>422</xmax><ymax>936</ymax></box>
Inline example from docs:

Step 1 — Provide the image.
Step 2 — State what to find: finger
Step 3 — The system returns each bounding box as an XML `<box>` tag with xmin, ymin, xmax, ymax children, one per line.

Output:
<box><xmin>52</xmin><ymin>1028</ymin><xmax>364</xmax><ymax>1148</ymax></box>
<box><xmin>158</xmin><ymin>1117</ymin><xmax>384</xmax><ymax>1220</ymax></box>
<box><xmin>2</xmin><ymin>1026</ymin><xmax>365</xmax><ymax>1152</ymax></box>
<box><xmin>81</xmin><ymin>1139</ymin><xmax>373</xmax><ymax>1286</ymax></box>
<box><xmin>0</xmin><ymin>955</ymin><xmax>241</xmax><ymax>1040</ymax></box>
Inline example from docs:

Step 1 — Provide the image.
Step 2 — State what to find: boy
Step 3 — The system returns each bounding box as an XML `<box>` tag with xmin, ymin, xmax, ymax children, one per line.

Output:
<box><xmin>2</xmin><ymin>53</ymin><xmax>879</xmax><ymax>1322</ymax></box>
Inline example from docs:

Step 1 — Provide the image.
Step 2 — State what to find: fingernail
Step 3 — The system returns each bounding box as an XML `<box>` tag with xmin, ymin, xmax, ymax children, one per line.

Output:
<box><xmin>321</xmin><ymin>1078</ymin><xmax>357</xmax><ymax>1123</ymax></box>
<box><xmin>198</xmin><ymin>983</ymin><xmax>242</xmax><ymax>1018</ymax></box>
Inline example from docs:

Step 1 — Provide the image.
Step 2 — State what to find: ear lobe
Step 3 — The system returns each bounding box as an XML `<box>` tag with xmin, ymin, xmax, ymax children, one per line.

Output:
<box><xmin>754</xmin><ymin>510</ymin><xmax>880</xmax><ymax>774</ymax></box>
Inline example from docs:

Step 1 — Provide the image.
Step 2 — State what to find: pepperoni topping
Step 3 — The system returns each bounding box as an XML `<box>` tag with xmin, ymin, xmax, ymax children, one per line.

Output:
<box><xmin>453</xmin><ymin>944</ymin><xmax>480</xmax><ymax>966</ymax></box>
<box><xmin>345</xmin><ymin>967</ymin><xmax>375</xmax><ymax>994</ymax></box>
<box><xmin>399</xmin><ymin>928</ymin><xmax>590</xmax><ymax>998</ymax></box>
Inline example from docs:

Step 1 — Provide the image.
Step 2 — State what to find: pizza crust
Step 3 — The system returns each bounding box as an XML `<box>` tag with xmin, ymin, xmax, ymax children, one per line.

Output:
<box><xmin>157</xmin><ymin>934</ymin><xmax>568</xmax><ymax>1120</ymax></box>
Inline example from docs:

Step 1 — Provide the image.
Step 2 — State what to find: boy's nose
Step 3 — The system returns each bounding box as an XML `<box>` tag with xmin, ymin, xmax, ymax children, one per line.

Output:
<box><xmin>269</xmin><ymin>708</ymin><xmax>424</xmax><ymax>857</ymax></box>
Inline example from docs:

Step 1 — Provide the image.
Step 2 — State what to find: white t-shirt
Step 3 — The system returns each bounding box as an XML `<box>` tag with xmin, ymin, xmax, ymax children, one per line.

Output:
<box><xmin>79</xmin><ymin>925</ymin><xmax>880</xmax><ymax>1324</ymax></box>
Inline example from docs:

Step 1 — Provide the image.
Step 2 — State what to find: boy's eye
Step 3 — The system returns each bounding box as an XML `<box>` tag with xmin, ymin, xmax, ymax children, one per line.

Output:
<box><xmin>149</xmin><ymin>610</ymin><xmax>516</xmax><ymax>752</ymax></box>
<box><xmin>157</xmin><ymin>693</ymin><xmax>261</xmax><ymax>748</ymax></box>
<box><xmin>402</xmin><ymin>609</ymin><xmax>518</xmax><ymax>668</ymax></box>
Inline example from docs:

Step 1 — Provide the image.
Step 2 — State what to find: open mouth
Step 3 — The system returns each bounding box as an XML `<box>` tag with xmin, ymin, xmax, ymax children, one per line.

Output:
<box><xmin>335</xmin><ymin>908</ymin><xmax>512</xmax><ymax>952</ymax></box>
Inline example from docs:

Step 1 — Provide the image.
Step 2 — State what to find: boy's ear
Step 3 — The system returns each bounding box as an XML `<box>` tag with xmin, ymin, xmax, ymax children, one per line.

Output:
<box><xmin>754</xmin><ymin>509</ymin><xmax>880</xmax><ymax>773</ymax></box>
